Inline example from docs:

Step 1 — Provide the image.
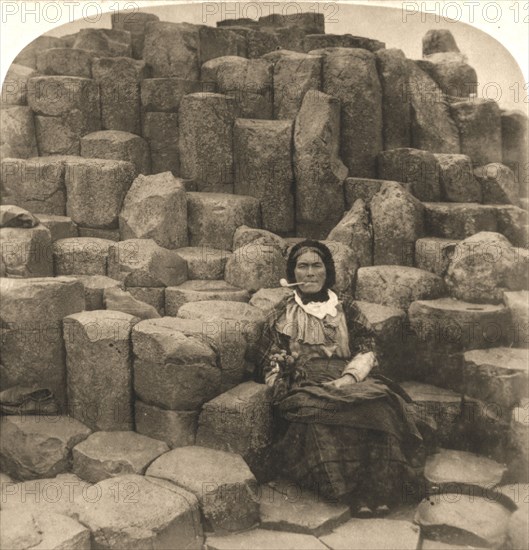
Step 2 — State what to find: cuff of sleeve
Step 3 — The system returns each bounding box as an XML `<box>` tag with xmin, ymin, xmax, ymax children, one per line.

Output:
<box><xmin>342</xmin><ymin>352</ymin><xmax>377</xmax><ymax>382</ymax></box>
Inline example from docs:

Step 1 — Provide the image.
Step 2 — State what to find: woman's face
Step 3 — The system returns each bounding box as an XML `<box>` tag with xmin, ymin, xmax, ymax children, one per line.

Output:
<box><xmin>294</xmin><ymin>251</ymin><xmax>326</xmax><ymax>294</ymax></box>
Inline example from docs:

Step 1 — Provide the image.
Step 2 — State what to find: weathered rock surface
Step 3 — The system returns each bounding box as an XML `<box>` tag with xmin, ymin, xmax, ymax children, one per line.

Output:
<box><xmin>174</xmin><ymin>247</ymin><xmax>231</xmax><ymax>280</ymax></box>
<box><xmin>206</xmin><ymin>528</ymin><xmax>327</xmax><ymax>550</ymax></box>
<box><xmin>423</xmin><ymin>29</ymin><xmax>460</xmax><ymax>56</ymax></box>
<box><xmin>503</xmin><ymin>290</ymin><xmax>529</xmax><ymax>348</ymax></box>
<box><xmin>166</xmin><ymin>280</ymin><xmax>249</xmax><ymax>315</ymax></box>
<box><xmin>0</xmin><ymin>277</ymin><xmax>85</xmax><ymax>409</ymax></box>
<box><xmin>234</xmin><ymin>119</ymin><xmax>294</xmax><ymax>233</ymax></box>
<box><xmin>474</xmin><ymin>163</ymin><xmax>519</xmax><ymax>205</ymax></box>
<box><xmin>142</xmin><ymin>112</ymin><xmax>180</xmax><ymax>175</ymax></box>
<box><xmin>132</xmin><ymin>318</ymin><xmax>220</xmax><ymax>409</ymax></box>
<box><xmin>435</xmin><ymin>153</ymin><xmax>482</xmax><ymax>203</ymax></box>
<box><xmin>424</xmin><ymin>203</ymin><xmax>498</xmax><ymax>239</ymax></box>
<box><xmin>494</xmin><ymin>204</ymin><xmax>529</xmax><ymax>247</ymax></box>
<box><xmin>501</xmin><ymin>110</ymin><xmax>528</xmax><ymax>197</ymax></box>
<box><xmin>135</xmin><ymin>400</ymin><xmax>198</xmax><ymax>448</ymax></box>
<box><xmin>0</xmin><ymin>415</ymin><xmax>91</xmax><ymax>480</ymax></box>
<box><xmin>415</xmin><ymin>237</ymin><xmax>460</xmax><ymax>277</ymax></box>
<box><xmin>77</xmin><ymin>474</ymin><xmax>203</xmax><ymax>549</ymax></box>
<box><xmin>53</xmin><ymin>237</ymin><xmax>114</xmax><ymax>276</ymax></box>
<box><xmin>0</xmin><ymin>106</ymin><xmax>38</xmax><ymax>159</ymax></box>
<box><xmin>294</xmin><ymin>90</ymin><xmax>348</xmax><ymax>238</ymax></box>
<box><xmin>187</xmin><ymin>192</ymin><xmax>261</xmax><ymax>250</ymax></box>
<box><xmin>73</xmin><ymin>431</ymin><xmax>169</xmax><ymax>483</ymax></box>
<box><xmin>147</xmin><ymin>446</ymin><xmax>259</xmax><ymax>533</ymax></box>
<box><xmin>73</xmin><ymin>28</ymin><xmax>132</xmax><ymax>57</ymax></box>
<box><xmin>80</xmin><ymin>130</ymin><xmax>150</xmax><ymax>176</ymax></box>
<box><xmin>179</xmin><ymin>93</ymin><xmax>236</xmax><ymax>189</ymax></box>
<box><xmin>303</xmin><ymin>33</ymin><xmax>384</xmax><ymax>53</ymax></box>
<box><xmin>369</xmin><ymin>181</ymin><xmax>425</xmax><ymax>266</ymax></box>
<box><xmin>64</xmin><ymin>310</ymin><xmax>138</xmax><ymax>431</ymax></box>
<box><xmin>198</xmin><ymin>25</ymin><xmax>247</xmax><ymax>65</ymax></box>
<box><xmin>65</xmin><ymin>157</ymin><xmax>135</xmax><ymax>228</ymax></box>
<box><xmin>127</xmin><ymin>286</ymin><xmax>165</xmax><ymax>315</ymax></box>
<box><xmin>248</xmin><ymin>288</ymin><xmax>292</xmax><ymax>313</ymax></box>
<box><xmin>463</xmin><ymin>347</ymin><xmax>529</xmax><ymax>409</ymax></box>
<box><xmin>450</xmin><ymin>98</ymin><xmax>502</xmax><ymax>166</ymax></box>
<box><xmin>120</xmin><ymin>172</ymin><xmax>187</xmax><ymax>249</ymax></box>
<box><xmin>423</xmin><ymin>52</ymin><xmax>478</xmax><ymax>97</ymax></box>
<box><xmin>377</xmin><ymin>148</ymin><xmax>440</xmax><ymax>202</ymax></box>
<box><xmin>104</xmin><ymin>287</ymin><xmax>161</xmax><ymax>319</ymax></box>
<box><xmin>355</xmin><ymin>266</ymin><xmax>445</xmax><ymax>310</ymax></box>
<box><xmin>78</xmin><ymin>226</ymin><xmax>121</xmax><ymax>241</ymax></box>
<box><xmin>344</xmin><ymin>177</ymin><xmax>413</xmax><ymax>208</ymax></box>
<box><xmin>35</xmin><ymin>214</ymin><xmax>78</xmax><ymax>241</ymax></box>
<box><xmin>141</xmin><ymin>77</ymin><xmax>203</xmax><ymax>112</ymax></box>
<box><xmin>68</xmin><ymin>274</ymin><xmax>123</xmax><ymax>310</ymax></box>
<box><xmin>111</xmin><ymin>11</ymin><xmax>160</xmax><ymax>59</ymax></box>
<box><xmin>108</xmin><ymin>239</ymin><xmax>188</xmax><ymax>287</ymax></box>
<box><xmin>36</xmin><ymin>47</ymin><xmax>94</xmax><ymax>78</ymax></box>
<box><xmin>1</xmin><ymin>63</ymin><xmax>37</xmax><ymax>105</ymax></box>
<box><xmin>445</xmin><ymin>232</ymin><xmax>528</xmax><ymax>303</ymax></box>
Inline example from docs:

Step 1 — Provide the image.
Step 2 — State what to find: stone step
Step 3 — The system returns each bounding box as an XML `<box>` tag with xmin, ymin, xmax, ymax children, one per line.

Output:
<box><xmin>53</xmin><ymin>237</ymin><xmax>114</xmax><ymax>276</ymax></box>
<box><xmin>63</xmin><ymin>274</ymin><xmax>122</xmax><ymax>310</ymax></box>
<box><xmin>415</xmin><ymin>237</ymin><xmax>460</xmax><ymax>277</ymax></box>
<box><xmin>423</xmin><ymin>203</ymin><xmax>498</xmax><ymax>239</ymax></box>
<box><xmin>173</xmin><ymin>247</ymin><xmax>232</xmax><ymax>280</ymax></box>
<box><xmin>72</xmin><ymin>430</ymin><xmax>169</xmax><ymax>483</ymax></box>
<box><xmin>257</xmin><ymin>480</ymin><xmax>350</xmax><ymax>536</ymax></box>
<box><xmin>205</xmin><ymin>528</ymin><xmax>327</xmax><ymax>550</ymax></box>
<box><xmin>166</xmin><ymin>279</ymin><xmax>250</xmax><ymax>316</ymax></box>
<box><xmin>146</xmin><ymin>446</ymin><xmax>259</xmax><ymax>533</ymax></box>
<box><xmin>104</xmin><ymin>286</ymin><xmax>161</xmax><ymax>319</ymax></box>
<box><xmin>35</xmin><ymin>213</ymin><xmax>78</xmax><ymax>241</ymax></box>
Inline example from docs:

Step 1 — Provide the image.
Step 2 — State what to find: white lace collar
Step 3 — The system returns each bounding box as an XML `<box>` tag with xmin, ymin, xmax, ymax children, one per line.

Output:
<box><xmin>293</xmin><ymin>289</ymin><xmax>339</xmax><ymax>320</ymax></box>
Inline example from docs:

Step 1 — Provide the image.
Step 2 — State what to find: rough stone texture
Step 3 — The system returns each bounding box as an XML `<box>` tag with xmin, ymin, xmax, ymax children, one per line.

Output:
<box><xmin>234</xmin><ymin>119</ymin><xmax>294</xmax><ymax>233</ymax></box>
<box><xmin>196</xmin><ymin>382</ymin><xmax>273</xmax><ymax>474</ymax></box>
<box><xmin>451</xmin><ymin>99</ymin><xmax>502</xmax><ymax>166</ymax></box>
<box><xmin>501</xmin><ymin>110</ymin><xmax>528</xmax><ymax>197</ymax></box>
<box><xmin>258</xmin><ymin>480</ymin><xmax>351</xmax><ymax>536</ymax></box>
<box><xmin>304</xmin><ymin>33</ymin><xmax>385</xmax><ymax>53</ymax></box>
<box><xmin>111</xmin><ymin>11</ymin><xmax>161</xmax><ymax>59</ymax></box>
<box><xmin>435</xmin><ymin>153</ymin><xmax>482</xmax><ymax>203</ymax></box>
<box><xmin>503</xmin><ymin>290</ymin><xmax>529</xmax><ymax>348</ymax></box>
<box><xmin>64</xmin><ymin>310</ymin><xmax>138</xmax><ymax>431</ymax></box>
<box><xmin>415</xmin><ymin>495</ymin><xmax>511</xmax><ymax>548</ymax></box>
<box><xmin>147</xmin><ymin>446</ymin><xmax>259</xmax><ymax>533</ymax></box>
<box><xmin>202</xmin><ymin>56</ymin><xmax>272</xmax><ymax>119</ymax></box>
<box><xmin>445</xmin><ymin>232</ymin><xmax>528</xmax><ymax>303</ymax></box>
<box><xmin>174</xmin><ymin>247</ymin><xmax>232</xmax><ymax>280</ymax></box>
<box><xmin>127</xmin><ymin>286</ymin><xmax>165</xmax><ymax>315</ymax></box>
<box><xmin>119</xmin><ymin>172</ymin><xmax>187</xmax><ymax>249</ymax></box>
<box><xmin>187</xmin><ymin>192</ymin><xmax>261</xmax><ymax>250</ymax></box>
<box><xmin>179</xmin><ymin>93</ymin><xmax>236</xmax><ymax>189</ymax></box>
<box><xmin>0</xmin><ymin>224</ymin><xmax>53</xmax><ymax>277</ymax></box>
<box><xmin>370</xmin><ymin>181</ymin><xmax>425</xmax><ymax>266</ymax></box>
<box><xmin>1</xmin><ymin>63</ymin><xmax>37</xmax><ymax>106</ymax></box>
<box><xmin>249</xmin><ymin>287</ymin><xmax>296</xmax><ymax>313</ymax></box>
<box><xmin>0</xmin><ymin>106</ymin><xmax>38</xmax><ymax>159</ymax></box>
<box><xmin>65</xmin><ymin>158</ymin><xmax>135</xmax><ymax>229</ymax></box>
<box><xmin>73</xmin><ymin>431</ymin><xmax>168</xmax><ymax>483</ymax></box>
<box><xmin>144</xmin><ymin>21</ymin><xmax>200</xmax><ymax>79</ymax></box>
<box><xmin>166</xmin><ymin>280</ymin><xmax>249</xmax><ymax>316</ymax></box>
<box><xmin>294</xmin><ymin>90</ymin><xmax>348</xmax><ymax>238</ymax></box>
<box><xmin>423</xmin><ymin>52</ymin><xmax>478</xmax><ymax>97</ymax></box>
<box><xmin>132</xmin><ymin>318</ymin><xmax>220</xmax><ymax>410</ymax></box>
<box><xmin>227</xmin><ymin>26</ymin><xmax>280</xmax><ymax>58</ymax></box>
<box><xmin>260</xmin><ymin>12</ymin><xmax>325</xmax><ymax>34</ymax></box>
<box><xmin>142</xmin><ymin>112</ymin><xmax>179</xmax><ymax>175</ymax></box>
<box><xmin>0</xmin><ymin>156</ymin><xmax>74</xmax><ymax>215</ymax></box>
<box><xmin>206</xmin><ymin>529</ymin><xmax>327</xmax><ymax>550</ymax></box>
<box><xmin>92</xmin><ymin>57</ymin><xmax>149</xmax><ymax>135</ymax></box>
<box><xmin>36</xmin><ymin>48</ymin><xmax>94</xmax><ymax>78</ymax></box>
<box><xmin>344</xmin><ymin>177</ymin><xmax>413</xmax><ymax>208</ymax></box>
<box><xmin>233</xmin><ymin>226</ymin><xmax>289</xmax><ymax>254</ymax></box>
<box><xmin>495</xmin><ymin>204</ymin><xmax>529</xmax><ymax>247</ymax></box>
<box><xmin>320</xmin><ymin>240</ymin><xmax>359</xmax><ymax>296</ymax></box>
<box><xmin>406</xmin><ymin>61</ymin><xmax>460</xmax><ymax>154</ymax></box>
<box><xmin>135</xmin><ymin>400</ymin><xmax>198</xmax><ymax>448</ymax></box>
<box><xmin>35</xmin><ymin>214</ymin><xmax>78</xmax><ymax>241</ymax></box>
<box><xmin>141</xmin><ymin>78</ymin><xmax>204</xmax><ymax>112</ymax></box>
<box><xmin>77</xmin><ymin>474</ymin><xmax>203</xmax><ymax>549</ymax></box>
<box><xmin>423</xmin><ymin>29</ymin><xmax>460</xmax><ymax>56</ymax></box>
<box><xmin>507</xmin><ymin>505</ymin><xmax>529</xmax><ymax>550</ymax></box>
<box><xmin>264</xmin><ymin>50</ymin><xmax>321</xmax><ymax>119</ymax></box>
<box><xmin>375</xmin><ymin>49</ymin><xmax>411</xmax><ymax>150</ymax></box>
<box><xmin>177</xmin><ymin>300</ymin><xmax>266</xmax><ymax>369</ymax></box>
<box><xmin>198</xmin><ymin>25</ymin><xmax>246</xmax><ymax>64</ymax></box>
<box><xmin>355</xmin><ymin>266</ymin><xmax>446</xmax><ymax>310</ymax></box>
<box><xmin>0</xmin><ymin>415</ymin><xmax>91</xmax><ymax>480</ymax></box>
<box><xmin>320</xmin><ymin>518</ymin><xmax>421</xmax><ymax>550</ymax></box>
<box><xmin>415</xmin><ymin>237</ymin><xmax>460</xmax><ymax>277</ymax></box>
<box><xmin>327</xmin><ymin>199</ymin><xmax>373</xmax><ymax>267</ymax></box>
<box><xmin>408</xmin><ymin>298</ymin><xmax>510</xmax><ymax>355</ymax></box>
<box><xmin>53</xmin><ymin>237</ymin><xmax>114</xmax><ymax>276</ymax></box>
<box><xmin>80</xmin><ymin>130</ymin><xmax>150</xmax><ymax>176</ymax></box>
<box><xmin>108</xmin><ymin>239</ymin><xmax>188</xmax><ymax>287</ymax></box>
<box><xmin>104</xmin><ymin>287</ymin><xmax>161</xmax><ymax>319</ymax></box>
<box><xmin>401</xmin><ymin>382</ymin><xmax>462</xmax><ymax>447</ymax></box>
<box><xmin>68</xmin><ymin>274</ymin><xmax>123</xmax><ymax>310</ymax></box>
<box><xmin>13</xmin><ymin>36</ymin><xmax>65</xmax><ymax>69</ymax></box>
<box><xmin>317</xmin><ymin>48</ymin><xmax>382</xmax><ymax>178</ymax></box>
<box><xmin>474</xmin><ymin>163</ymin><xmax>519</xmax><ymax>205</ymax></box>
<box><xmin>377</xmin><ymin>148</ymin><xmax>440</xmax><ymax>202</ymax></box>
<box><xmin>78</xmin><ymin>227</ymin><xmax>121</xmax><ymax>241</ymax></box>
<box><xmin>73</xmin><ymin>28</ymin><xmax>132</xmax><ymax>57</ymax></box>
<box><xmin>463</xmin><ymin>347</ymin><xmax>529</xmax><ymax>409</ymax></box>
<box><xmin>424</xmin><ymin>203</ymin><xmax>498</xmax><ymax>239</ymax></box>
<box><xmin>0</xmin><ymin>509</ymin><xmax>91</xmax><ymax>550</ymax></box>
<box><xmin>225</xmin><ymin>239</ymin><xmax>286</xmax><ymax>293</ymax></box>
<box><xmin>0</xmin><ymin>204</ymin><xmax>39</xmax><ymax>228</ymax></box>
<box><xmin>425</xmin><ymin>448</ymin><xmax>506</xmax><ymax>494</ymax></box>
<box><xmin>0</xmin><ymin>277</ymin><xmax>85</xmax><ymax>409</ymax></box>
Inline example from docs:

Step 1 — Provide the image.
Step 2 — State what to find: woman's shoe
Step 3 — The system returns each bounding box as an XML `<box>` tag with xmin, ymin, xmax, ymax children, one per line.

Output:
<box><xmin>374</xmin><ymin>504</ymin><xmax>390</xmax><ymax>517</ymax></box>
<box><xmin>354</xmin><ymin>505</ymin><xmax>374</xmax><ymax>518</ymax></box>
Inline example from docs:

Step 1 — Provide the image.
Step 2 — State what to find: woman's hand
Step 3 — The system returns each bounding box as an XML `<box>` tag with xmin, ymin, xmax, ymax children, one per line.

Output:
<box><xmin>322</xmin><ymin>374</ymin><xmax>357</xmax><ymax>389</ymax></box>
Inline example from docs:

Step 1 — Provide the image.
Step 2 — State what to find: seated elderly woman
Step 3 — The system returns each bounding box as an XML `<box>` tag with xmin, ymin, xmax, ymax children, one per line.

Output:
<box><xmin>257</xmin><ymin>240</ymin><xmax>430</xmax><ymax>515</ymax></box>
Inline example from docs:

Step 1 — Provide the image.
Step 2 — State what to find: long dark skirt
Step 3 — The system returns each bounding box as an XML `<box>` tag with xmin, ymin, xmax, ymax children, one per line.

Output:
<box><xmin>270</xmin><ymin>358</ymin><xmax>429</xmax><ymax>506</ymax></box>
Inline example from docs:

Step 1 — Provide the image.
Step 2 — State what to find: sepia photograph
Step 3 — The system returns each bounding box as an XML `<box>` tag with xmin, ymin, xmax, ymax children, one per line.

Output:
<box><xmin>0</xmin><ymin>1</ymin><xmax>527</xmax><ymax>548</ymax></box>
